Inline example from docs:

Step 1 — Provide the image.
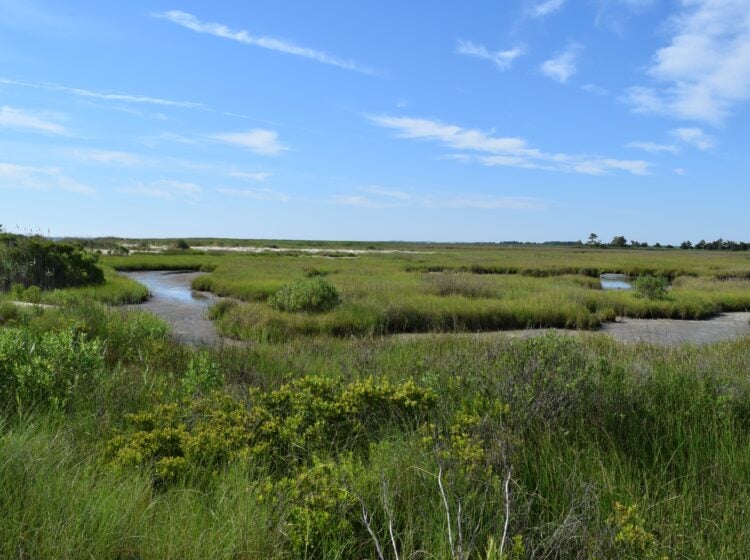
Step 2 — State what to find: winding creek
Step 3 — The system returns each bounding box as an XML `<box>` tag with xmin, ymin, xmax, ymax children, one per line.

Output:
<box><xmin>123</xmin><ymin>271</ymin><xmax>750</xmax><ymax>347</ymax></box>
<box><xmin>121</xmin><ymin>271</ymin><xmax>224</xmax><ymax>346</ymax></box>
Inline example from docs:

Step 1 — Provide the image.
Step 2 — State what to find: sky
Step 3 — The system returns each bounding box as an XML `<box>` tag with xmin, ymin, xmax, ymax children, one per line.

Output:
<box><xmin>1</xmin><ymin>0</ymin><xmax>749</xmax><ymax>243</ymax></box>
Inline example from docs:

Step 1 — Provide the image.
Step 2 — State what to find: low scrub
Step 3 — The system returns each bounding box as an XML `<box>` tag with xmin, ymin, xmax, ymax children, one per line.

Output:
<box><xmin>0</xmin><ymin>234</ymin><xmax>103</xmax><ymax>291</ymax></box>
<box><xmin>0</xmin><ymin>327</ymin><xmax>104</xmax><ymax>411</ymax></box>
<box><xmin>634</xmin><ymin>275</ymin><xmax>669</xmax><ymax>300</ymax></box>
<box><xmin>268</xmin><ymin>277</ymin><xmax>340</xmax><ymax>313</ymax></box>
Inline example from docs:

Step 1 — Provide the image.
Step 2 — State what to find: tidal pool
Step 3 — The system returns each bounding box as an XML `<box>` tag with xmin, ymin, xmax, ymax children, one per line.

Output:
<box><xmin>600</xmin><ymin>274</ymin><xmax>633</xmax><ymax>290</ymax></box>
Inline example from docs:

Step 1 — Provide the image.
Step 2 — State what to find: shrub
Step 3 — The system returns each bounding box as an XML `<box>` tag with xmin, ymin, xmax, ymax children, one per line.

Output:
<box><xmin>268</xmin><ymin>277</ymin><xmax>340</xmax><ymax>313</ymax></box>
<box><xmin>634</xmin><ymin>275</ymin><xmax>669</xmax><ymax>300</ymax></box>
<box><xmin>182</xmin><ymin>351</ymin><xmax>224</xmax><ymax>395</ymax></box>
<box><xmin>0</xmin><ymin>327</ymin><xmax>104</xmax><ymax>411</ymax></box>
<box><xmin>0</xmin><ymin>302</ymin><xmax>20</xmax><ymax>325</ymax></box>
<box><xmin>107</xmin><ymin>376</ymin><xmax>436</xmax><ymax>481</ymax></box>
<box><xmin>0</xmin><ymin>234</ymin><xmax>104</xmax><ymax>291</ymax></box>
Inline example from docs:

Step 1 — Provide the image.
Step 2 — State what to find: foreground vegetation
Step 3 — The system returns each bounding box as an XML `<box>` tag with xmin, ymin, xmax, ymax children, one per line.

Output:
<box><xmin>2</xmin><ymin>241</ymin><xmax>750</xmax><ymax>557</ymax></box>
<box><xmin>1</xmin><ymin>298</ymin><xmax>749</xmax><ymax>558</ymax></box>
<box><xmin>103</xmin><ymin>247</ymin><xmax>750</xmax><ymax>340</ymax></box>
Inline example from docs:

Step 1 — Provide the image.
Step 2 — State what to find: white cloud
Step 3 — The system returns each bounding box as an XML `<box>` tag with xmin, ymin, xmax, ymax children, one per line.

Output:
<box><xmin>625</xmin><ymin>0</ymin><xmax>750</xmax><ymax>123</ymax></box>
<box><xmin>670</xmin><ymin>127</ymin><xmax>715</xmax><ymax>150</ymax></box>
<box><xmin>540</xmin><ymin>43</ymin><xmax>583</xmax><ymax>83</ymax></box>
<box><xmin>0</xmin><ymin>105</ymin><xmax>67</xmax><ymax>135</ymax></box>
<box><xmin>626</xmin><ymin>126</ymin><xmax>715</xmax><ymax>155</ymax></box>
<box><xmin>218</xmin><ymin>187</ymin><xmax>289</xmax><ymax>202</ymax></box>
<box><xmin>368</xmin><ymin>114</ymin><xmax>651</xmax><ymax>176</ymax></box>
<box><xmin>0</xmin><ymin>162</ymin><xmax>95</xmax><ymax>194</ymax></box>
<box><xmin>210</xmin><ymin>129</ymin><xmax>287</xmax><ymax>155</ymax></box>
<box><xmin>626</xmin><ymin>141</ymin><xmax>680</xmax><ymax>154</ymax></box>
<box><xmin>531</xmin><ymin>0</ymin><xmax>567</xmax><ymax>17</ymax></box>
<box><xmin>64</xmin><ymin>148</ymin><xmax>146</xmax><ymax>166</ymax></box>
<box><xmin>228</xmin><ymin>171</ymin><xmax>272</xmax><ymax>181</ymax></box>
<box><xmin>0</xmin><ymin>77</ymin><xmax>202</xmax><ymax>109</ymax></box>
<box><xmin>118</xmin><ymin>180</ymin><xmax>201</xmax><ymax>201</ymax></box>
<box><xmin>455</xmin><ymin>40</ymin><xmax>525</xmax><ymax>70</ymax></box>
<box><xmin>153</xmin><ymin>11</ymin><xmax>376</xmax><ymax>75</ymax></box>
<box><xmin>674</xmin><ymin>167</ymin><xmax>687</xmax><ymax>175</ymax></box>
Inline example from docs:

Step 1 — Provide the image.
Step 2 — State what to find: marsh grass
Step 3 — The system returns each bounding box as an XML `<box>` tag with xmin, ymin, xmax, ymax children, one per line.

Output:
<box><xmin>99</xmin><ymin>250</ymin><xmax>750</xmax><ymax>340</ymax></box>
<box><xmin>5</xmin><ymin>246</ymin><xmax>743</xmax><ymax>556</ymax></box>
<box><xmin>2</xmin><ymin>298</ymin><xmax>750</xmax><ymax>557</ymax></box>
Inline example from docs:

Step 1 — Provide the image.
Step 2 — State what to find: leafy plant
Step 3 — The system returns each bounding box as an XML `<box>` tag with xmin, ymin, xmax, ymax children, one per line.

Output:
<box><xmin>0</xmin><ymin>327</ymin><xmax>104</xmax><ymax>410</ymax></box>
<box><xmin>634</xmin><ymin>275</ymin><xmax>669</xmax><ymax>300</ymax></box>
<box><xmin>268</xmin><ymin>277</ymin><xmax>340</xmax><ymax>313</ymax></box>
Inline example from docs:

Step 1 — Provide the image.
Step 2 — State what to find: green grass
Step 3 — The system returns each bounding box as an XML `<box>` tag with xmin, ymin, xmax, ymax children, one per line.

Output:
<box><xmin>2</xmin><ymin>298</ymin><xmax>750</xmax><ymax>558</ymax></box>
<box><xmin>102</xmin><ymin>249</ymin><xmax>750</xmax><ymax>339</ymax></box>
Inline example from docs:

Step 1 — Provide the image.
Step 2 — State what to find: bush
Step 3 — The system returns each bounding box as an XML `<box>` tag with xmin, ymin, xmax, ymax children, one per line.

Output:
<box><xmin>106</xmin><ymin>376</ymin><xmax>436</xmax><ymax>482</ymax></box>
<box><xmin>634</xmin><ymin>275</ymin><xmax>669</xmax><ymax>300</ymax></box>
<box><xmin>0</xmin><ymin>234</ymin><xmax>104</xmax><ymax>291</ymax></box>
<box><xmin>0</xmin><ymin>327</ymin><xmax>104</xmax><ymax>411</ymax></box>
<box><xmin>268</xmin><ymin>277</ymin><xmax>340</xmax><ymax>313</ymax></box>
<box><xmin>0</xmin><ymin>302</ymin><xmax>21</xmax><ymax>325</ymax></box>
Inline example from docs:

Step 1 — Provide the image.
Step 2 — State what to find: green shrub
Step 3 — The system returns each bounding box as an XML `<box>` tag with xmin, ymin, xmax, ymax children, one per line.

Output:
<box><xmin>107</xmin><ymin>376</ymin><xmax>436</xmax><ymax>481</ymax></box>
<box><xmin>634</xmin><ymin>275</ymin><xmax>669</xmax><ymax>300</ymax></box>
<box><xmin>0</xmin><ymin>302</ymin><xmax>20</xmax><ymax>325</ymax></box>
<box><xmin>0</xmin><ymin>328</ymin><xmax>104</xmax><ymax>411</ymax></box>
<box><xmin>268</xmin><ymin>277</ymin><xmax>340</xmax><ymax>313</ymax></box>
<box><xmin>0</xmin><ymin>234</ymin><xmax>104</xmax><ymax>291</ymax></box>
<box><xmin>182</xmin><ymin>351</ymin><xmax>224</xmax><ymax>396</ymax></box>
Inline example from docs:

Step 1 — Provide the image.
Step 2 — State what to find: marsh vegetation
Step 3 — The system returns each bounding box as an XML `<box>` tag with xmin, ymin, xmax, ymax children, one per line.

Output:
<box><xmin>2</xmin><ymin>239</ymin><xmax>750</xmax><ymax>558</ymax></box>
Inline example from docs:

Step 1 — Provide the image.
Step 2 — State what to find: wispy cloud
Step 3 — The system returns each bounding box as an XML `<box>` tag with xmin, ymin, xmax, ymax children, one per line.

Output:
<box><xmin>624</xmin><ymin>0</ymin><xmax>750</xmax><ymax>123</ymax></box>
<box><xmin>530</xmin><ymin>0</ymin><xmax>567</xmax><ymax>18</ymax></box>
<box><xmin>670</xmin><ymin>127</ymin><xmax>714</xmax><ymax>150</ymax></box>
<box><xmin>455</xmin><ymin>40</ymin><xmax>525</xmax><ymax>70</ymax></box>
<box><xmin>0</xmin><ymin>162</ymin><xmax>95</xmax><ymax>194</ymax></box>
<box><xmin>368</xmin><ymin>114</ymin><xmax>651</xmax><ymax>176</ymax></box>
<box><xmin>153</xmin><ymin>10</ymin><xmax>377</xmax><ymax>75</ymax></box>
<box><xmin>118</xmin><ymin>179</ymin><xmax>201</xmax><ymax>202</ymax></box>
<box><xmin>625</xmin><ymin>141</ymin><xmax>679</xmax><ymax>154</ymax></box>
<box><xmin>540</xmin><ymin>43</ymin><xmax>582</xmax><ymax>83</ymax></box>
<box><xmin>627</xmin><ymin>126</ymin><xmax>715</xmax><ymax>154</ymax></box>
<box><xmin>64</xmin><ymin>148</ymin><xmax>146</xmax><ymax>166</ymax></box>
<box><xmin>228</xmin><ymin>171</ymin><xmax>272</xmax><ymax>181</ymax></box>
<box><xmin>0</xmin><ymin>105</ymin><xmax>68</xmax><ymax>135</ymax></box>
<box><xmin>210</xmin><ymin>129</ymin><xmax>287</xmax><ymax>155</ymax></box>
<box><xmin>218</xmin><ymin>187</ymin><xmax>289</xmax><ymax>202</ymax></box>
<box><xmin>0</xmin><ymin>77</ymin><xmax>202</xmax><ymax>109</ymax></box>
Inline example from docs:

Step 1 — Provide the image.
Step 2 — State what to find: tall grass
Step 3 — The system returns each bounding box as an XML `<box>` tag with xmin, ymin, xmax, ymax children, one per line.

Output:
<box><xmin>98</xmin><ymin>250</ymin><xmax>750</xmax><ymax>339</ymax></box>
<box><xmin>2</xmin><ymin>298</ymin><xmax>750</xmax><ymax>557</ymax></box>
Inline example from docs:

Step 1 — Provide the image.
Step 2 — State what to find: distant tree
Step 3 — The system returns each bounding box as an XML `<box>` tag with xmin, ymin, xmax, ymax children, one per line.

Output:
<box><xmin>173</xmin><ymin>239</ymin><xmax>190</xmax><ymax>250</ymax></box>
<box><xmin>680</xmin><ymin>241</ymin><xmax>693</xmax><ymax>250</ymax></box>
<box><xmin>610</xmin><ymin>235</ymin><xmax>627</xmax><ymax>248</ymax></box>
<box><xmin>587</xmin><ymin>233</ymin><xmax>599</xmax><ymax>246</ymax></box>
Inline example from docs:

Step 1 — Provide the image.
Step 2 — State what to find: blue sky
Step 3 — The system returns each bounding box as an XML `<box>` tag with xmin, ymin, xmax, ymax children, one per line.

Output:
<box><xmin>2</xmin><ymin>0</ymin><xmax>749</xmax><ymax>243</ymax></box>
